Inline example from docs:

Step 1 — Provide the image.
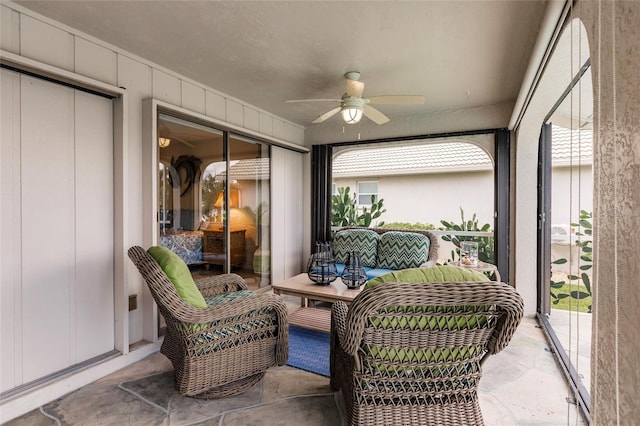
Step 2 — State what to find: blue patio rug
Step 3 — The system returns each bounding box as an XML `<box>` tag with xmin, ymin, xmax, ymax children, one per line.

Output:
<box><xmin>287</xmin><ymin>325</ymin><xmax>330</xmax><ymax>377</ymax></box>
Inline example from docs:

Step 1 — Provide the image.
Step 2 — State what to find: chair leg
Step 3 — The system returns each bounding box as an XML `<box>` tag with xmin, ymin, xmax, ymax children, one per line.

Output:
<box><xmin>189</xmin><ymin>372</ymin><xmax>265</xmax><ymax>399</ymax></box>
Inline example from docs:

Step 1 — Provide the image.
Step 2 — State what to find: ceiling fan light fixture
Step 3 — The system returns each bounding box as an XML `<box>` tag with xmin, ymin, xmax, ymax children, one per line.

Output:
<box><xmin>341</xmin><ymin>106</ymin><xmax>363</xmax><ymax>124</ymax></box>
<box><xmin>158</xmin><ymin>137</ymin><xmax>171</xmax><ymax>148</ymax></box>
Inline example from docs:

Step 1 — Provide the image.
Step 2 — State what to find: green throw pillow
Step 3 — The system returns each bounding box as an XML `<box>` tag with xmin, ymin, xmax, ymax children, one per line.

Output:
<box><xmin>147</xmin><ymin>246</ymin><xmax>207</xmax><ymax>308</ymax></box>
<box><xmin>365</xmin><ymin>265</ymin><xmax>487</xmax><ymax>288</ymax></box>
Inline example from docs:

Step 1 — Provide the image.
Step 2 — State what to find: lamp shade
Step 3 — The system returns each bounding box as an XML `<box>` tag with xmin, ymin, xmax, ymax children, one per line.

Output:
<box><xmin>213</xmin><ymin>187</ymin><xmax>240</xmax><ymax>209</ymax></box>
<box><xmin>213</xmin><ymin>192</ymin><xmax>224</xmax><ymax>208</ymax></box>
<box><xmin>341</xmin><ymin>107</ymin><xmax>363</xmax><ymax>124</ymax></box>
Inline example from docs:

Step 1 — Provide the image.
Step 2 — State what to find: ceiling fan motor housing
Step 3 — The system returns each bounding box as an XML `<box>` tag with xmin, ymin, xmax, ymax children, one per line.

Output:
<box><xmin>341</xmin><ymin>95</ymin><xmax>364</xmax><ymax>109</ymax></box>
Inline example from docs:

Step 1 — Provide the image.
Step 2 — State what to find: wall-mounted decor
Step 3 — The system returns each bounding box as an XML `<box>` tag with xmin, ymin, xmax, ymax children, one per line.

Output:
<box><xmin>169</xmin><ymin>155</ymin><xmax>202</xmax><ymax>196</ymax></box>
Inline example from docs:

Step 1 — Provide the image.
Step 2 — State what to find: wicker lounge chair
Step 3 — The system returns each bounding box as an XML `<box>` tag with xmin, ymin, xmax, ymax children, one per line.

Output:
<box><xmin>330</xmin><ymin>279</ymin><xmax>524</xmax><ymax>425</ymax></box>
<box><xmin>128</xmin><ymin>246</ymin><xmax>288</xmax><ymax>398</ymax></box>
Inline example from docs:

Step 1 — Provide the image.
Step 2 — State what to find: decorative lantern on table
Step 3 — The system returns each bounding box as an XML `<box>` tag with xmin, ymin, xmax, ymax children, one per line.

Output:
<box><xmin>307</xmin><ymin>242</ymin><xmax>338</xmax><ymax>285</ymax></box>
<box><xmin>341</xmin><ymin>251</ymin><xmax>367</xmax><ymax>289</ymax></box>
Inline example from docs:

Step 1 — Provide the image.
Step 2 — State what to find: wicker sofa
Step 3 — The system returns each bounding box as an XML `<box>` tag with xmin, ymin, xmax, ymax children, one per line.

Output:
<box><xmin>332</xmin><ymin>227</ymin><xmax>439</xmax><ymax>279</ymax></box>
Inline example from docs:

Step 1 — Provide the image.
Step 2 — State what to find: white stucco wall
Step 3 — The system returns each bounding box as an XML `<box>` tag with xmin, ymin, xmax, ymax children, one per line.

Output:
<box><xmin>334</xmin><ymin>170</ymin><xmax>495</xmax><ymax>228</ymax></box>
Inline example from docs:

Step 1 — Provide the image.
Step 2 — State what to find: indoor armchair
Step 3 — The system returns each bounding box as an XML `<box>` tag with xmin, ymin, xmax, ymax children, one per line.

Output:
<box><xmin>128</xmin><ymin>245</ymin><xmax>288</xmax><ymax>398</ymax></box>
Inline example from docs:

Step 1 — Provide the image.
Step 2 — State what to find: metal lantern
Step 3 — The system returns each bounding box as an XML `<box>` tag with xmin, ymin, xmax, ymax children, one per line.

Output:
<box><xmin>341</xmin><ymin>251</ymin><xmax>367</xmax><ymax>289</ymax></box>
<box><xmin>307</xmin><ymin>242</ymin><xmax>338</xmax><ymax>285</ymax></box>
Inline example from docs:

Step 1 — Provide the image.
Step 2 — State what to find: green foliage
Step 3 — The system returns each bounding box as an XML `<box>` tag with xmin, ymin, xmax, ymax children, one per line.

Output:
<box><xmin>439</xmin><ymin>207</ymin><xmax>495</xmax><ymax>264</ymax></box>
<box><xmin>549</xmin><ymin>282</ymin><xmax>592</xmax><ymax>313</ymax></box>
<box><xmin>331</xmin><ymin>186</ymin><xmax>386</xmax><ymax>227</ymax></box>
<box><xmin>550</xmin><ymin>210</ymin><xmax>593</xmax><ymax>313</ymax></box>
<box><xmin>381</xmin><ymin>222</ymin><xmax>436</xmax><ymax>230</ymax></box>
<box><xmin>201</xmin><ymin>175</ymin><xmax>224</xmax><ymax>217</ymax></box>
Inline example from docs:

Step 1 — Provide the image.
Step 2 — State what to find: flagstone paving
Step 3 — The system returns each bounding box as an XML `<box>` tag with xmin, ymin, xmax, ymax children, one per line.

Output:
<box><xmin>5</xmin><ymin>318</ymin><xmax>585</xmax><ymax>425</ymax></box>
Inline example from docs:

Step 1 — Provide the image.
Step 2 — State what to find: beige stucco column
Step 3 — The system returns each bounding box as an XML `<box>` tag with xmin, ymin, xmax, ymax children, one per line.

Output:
<box><xmin>579</xmin><ymin>1</ymin><xmax>640</xmax><ymax>423</ymax></box>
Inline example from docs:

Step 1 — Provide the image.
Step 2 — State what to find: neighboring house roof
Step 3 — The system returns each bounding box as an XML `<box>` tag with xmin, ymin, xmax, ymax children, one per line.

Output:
<box><xmin>333</xmin><ymin>125</ymin><xmax>593</xmax><ymax>177</ymax></box>
<box><xmin>551</xmin><ymin>125</ymin><xmax>593</xmax><ymax>166</ymax></box>
<box><xmin>206</xmin><ymin>158</ymin><xmax>271</xmax><ymax>181</ymax></box>
<box><xmin>333</xmin><ymin>142</ymin><xmax>493</xmax><ymax>177</ymax></box>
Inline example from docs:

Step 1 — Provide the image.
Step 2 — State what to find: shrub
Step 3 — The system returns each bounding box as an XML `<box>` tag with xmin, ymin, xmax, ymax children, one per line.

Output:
<box><xmin>331</xmin><ymin>186</ymin><xmax>386</xmax><ymax>227</ymax></box>
<box><xmin>550</xmin><ymin>210</ymin><xmax>593</xmax><ymax>313</ymax></box>
<box><xmin>439</xmin><ymin>207</ymin><xmax>495</xmax><ymax>265</ymax></box>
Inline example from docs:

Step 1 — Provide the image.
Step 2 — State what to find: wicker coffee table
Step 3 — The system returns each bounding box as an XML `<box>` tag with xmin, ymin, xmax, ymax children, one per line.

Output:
<box><xmin>272</xmin><ymin>273</ymin><xmax>362</xmax><ymax>332</ymax></box>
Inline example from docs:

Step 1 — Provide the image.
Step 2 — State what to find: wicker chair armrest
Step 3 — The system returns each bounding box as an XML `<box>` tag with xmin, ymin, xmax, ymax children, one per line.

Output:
<box><xmin>195</xmin><ymin>273</ymin><xmax>248</xmax><ymax>297</ymax></box>
<box><xmin>331</xmin><ymin>301</ymin><xmax>349</xmax><ymax>343</ymax></box>
<box><xmin>173</xmin><ymin>292</ymin><xmax>283</xmax><ymax>324</ymax></box>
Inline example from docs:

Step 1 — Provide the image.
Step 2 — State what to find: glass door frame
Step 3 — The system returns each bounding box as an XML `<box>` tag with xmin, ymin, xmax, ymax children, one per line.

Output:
<box><xmin>535</xmin><ymin>59</ymin><xmax>592</xmax><ymax>422</ymax></box>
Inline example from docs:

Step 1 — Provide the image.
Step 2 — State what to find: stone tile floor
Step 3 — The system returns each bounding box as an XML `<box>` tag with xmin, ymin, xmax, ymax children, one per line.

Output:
<box><xmin>5</xmin><ymin>315</ymin><xmax>586</xmax><ymax>425</ymax></box>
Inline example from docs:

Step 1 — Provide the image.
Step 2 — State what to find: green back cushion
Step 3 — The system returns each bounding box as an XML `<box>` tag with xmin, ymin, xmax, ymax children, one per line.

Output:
<box><xmin>147</xmin><ymin>246</ymin><xmax>207</xmax><ymax>308</ymax></box>
<box><xmin>332</xmin><ymin>229</ymin><xmax>380</xmax><ymax>268</ymax></box>
<box><xmin>366</xmin><ymin>265</ymin><xmax>487</xmax><ymax>288</ymax></box>
<box><xmin>363</xmin><ymin>266</ymin><xmax>493</xmax><ymax>370</ymax></box>
<box><xmin>376</xmin><ymin>231</ymin><xmax>430</xmax><ymax>269</ymax></box>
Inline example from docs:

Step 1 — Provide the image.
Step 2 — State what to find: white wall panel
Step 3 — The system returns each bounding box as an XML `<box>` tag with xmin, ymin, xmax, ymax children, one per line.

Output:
<box><xmin>152</xmin><ymin>69</ymin><xmax>181</xmax><ymax>104</ymax></box>
<box><xmin>259</xmin><ymin>113</ymin><xmax>273</xmax><ymax>137</ymax></box>
<box><xmin>284</xmin><ymin>149</ymin><xmax>304</xmax><ymax>277</ymax></box>
<box><xmin>272</xmin><ymin>119</ymin><xmax>285</xmax><ymax>140</ymax></box>
<box><xmin>19</xmin><ymin>14</ymin><xmax>73</xmax><ymax>71</ymax></box>
<box><xmin>0</xmin><ymin>5</ymin><xmax>20</xmax><ymax>53</ymax></box>
<box><xmin>117</xmin><ymin>55</ymin><xmax>152</xmax><ymax>344</ymax></box>
<box><xmin>227</xmin><ymin>99</ymin><xmax>244</xmax><ymax>126</ymax></box>
<box><xmin>205</xmin><ymin>90</ymin><xmax>226</xmax><ymax>120</ymax></box>
<box><xmin>271</xmin><ymin>147</ymin><xmax>305</xmax><ymax>283</ymax></box>
<box><xmin>74</xmin><ymin>38</ymin><xmax>117</xmax><ymax>86</ymax></box>
<box><xmin>1</xmin><ymin>69</ymin><xmax>22</xmax><ymax>392</ymax></box>
<box><xmin>181</xmin><ymin>81</ymin><xmax>205</xmax><ymax>114</ymax></box>
<box><xmin>74</xmin><ymin>91</ymin><xmax>114</xmax><ymax>361</ymax></box>
<box><xmin>244</xmin><ymin>106</ymin><xmax>260</xmax><ymax>132</ymax></box>
<box><xmin>20</xmin><ymin>76</ymin><xmax>75</xmax><ymax>381</ymax></box>
<box><xmin>270</xmin><ymin>148</ymin><xmax>286</xmax><ymax>284</ymax></box>
<box><xmin>284</xmin><ymin>123</ymin><xmax>304</xmax><ymax>146</ymax></box>
<box><xmin>226</xmin><ymin>99</ymin><xmax>244</xmax><ymax>127</ymax></box>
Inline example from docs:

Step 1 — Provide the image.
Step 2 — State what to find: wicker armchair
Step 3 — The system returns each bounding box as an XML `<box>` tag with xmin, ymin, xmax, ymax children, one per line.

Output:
<box><xmin>128</xmin><ymin>246</ymin><xmax>288</xmax><ymax>398</ymax></box>
<box><xmin>330</xmin><ymin>280</ymin><xmax>524</xmax><ymax>426</ymax></box>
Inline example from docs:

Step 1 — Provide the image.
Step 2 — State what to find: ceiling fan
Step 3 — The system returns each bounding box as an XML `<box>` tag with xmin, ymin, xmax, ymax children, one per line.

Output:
<box><xmin>286</xmin><ymin>71</ymin><xmax>424</xmax><ymax>125</ymax></box>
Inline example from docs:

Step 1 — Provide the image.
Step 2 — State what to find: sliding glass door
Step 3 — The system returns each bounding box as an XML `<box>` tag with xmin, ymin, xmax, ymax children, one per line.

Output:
<box><xmin>157</xmin><ymin>113</ymin><xmax>271</xmax><ymax>288</ymax></box>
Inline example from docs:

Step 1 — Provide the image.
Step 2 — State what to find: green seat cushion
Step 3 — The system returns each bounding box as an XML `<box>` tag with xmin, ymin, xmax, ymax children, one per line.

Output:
<box><xmin>147</xmin><ymin>245</ymin><xmax>207</xmax><ymax>308</ymax></box>
<box><xmin>332</xmin><ymin>228</ymin><xmax>380</xmax><ymax>268</ymax></box>
<box><xmin>366</xmin><ymin>265</ymin><xmax>487</xmax><ymax>288</ymax></box>
<box><xmin>376</xmin><ymin>231</ymin><xmax>430</xmax><ymax>270</ymax></box>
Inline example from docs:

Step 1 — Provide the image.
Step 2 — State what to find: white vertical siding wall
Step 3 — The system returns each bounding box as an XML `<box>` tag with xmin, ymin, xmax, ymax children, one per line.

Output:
<box><xmin>271</xmin><ymin>147</ymin><xmax>305</xmax><ymax>283</ymax></box>
<box><xmin>0</xmin><ymin>3</ymin><xmax>306</xmax><ymax>420</ymax></box>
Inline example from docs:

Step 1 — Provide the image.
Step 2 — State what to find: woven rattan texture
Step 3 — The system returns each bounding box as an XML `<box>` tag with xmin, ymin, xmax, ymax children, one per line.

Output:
<box><xmin>330</xmin><ymin>280</ymin><xmax>523</xmax><ymax>426</ymax></box>
<box><xmin>128</xmin><ymin>246</ymin><xmax>288</xmax><ymax>398</ymax></box>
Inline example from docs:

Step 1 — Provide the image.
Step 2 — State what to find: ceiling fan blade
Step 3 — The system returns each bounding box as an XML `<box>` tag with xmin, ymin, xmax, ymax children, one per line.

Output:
<box><xmin>346</xmin><ymin>80</ymin><xmax>365</xmax><ymax>98</ymax></box>
<box><xmin>285</xmin><ymin>99</ymin><xmax>340</xmax><ymax>103</ymax></box>
<box><xmin>174</xmin><ymin>136</ymin><xmax>194</xmax><ymax>148</ymax></box>
<box><xmin>312</xmin><ymin>106</ymin><xmax>341</xmax><ymax>124</ymax></box>
<box><xmin>366</xmin><ymin>95</ymin><xmax>425</xmax><ymax>105</ymax></box>
<box><xmin>363</xmin><ymin>105</ymin><xmax>390</xmax><ymax>125</ymax></box>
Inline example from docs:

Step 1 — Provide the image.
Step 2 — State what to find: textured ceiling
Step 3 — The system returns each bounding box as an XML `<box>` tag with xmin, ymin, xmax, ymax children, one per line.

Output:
<box><xmin>15</xmin><ymin>1</ymin><xmax>548</xmax><ymax>129</ymax></box>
